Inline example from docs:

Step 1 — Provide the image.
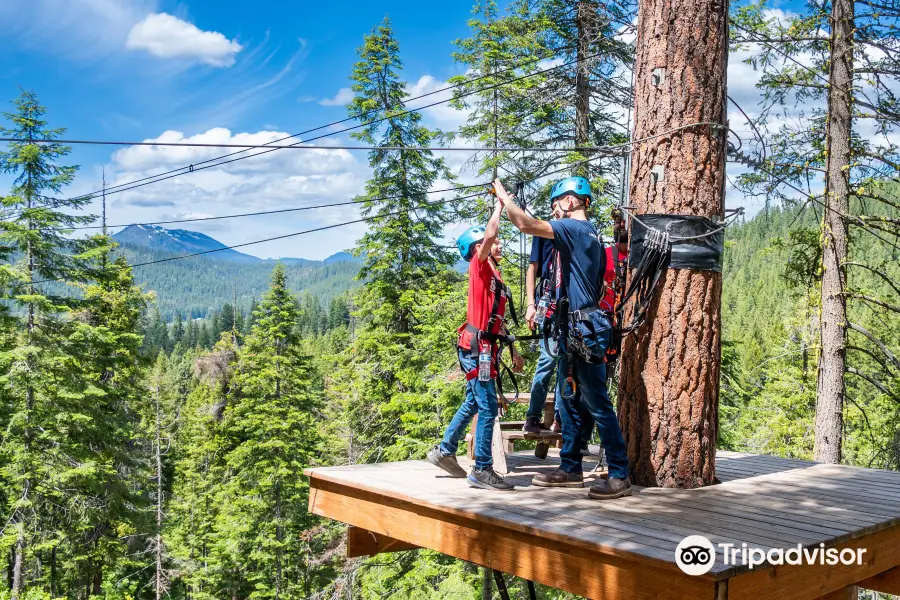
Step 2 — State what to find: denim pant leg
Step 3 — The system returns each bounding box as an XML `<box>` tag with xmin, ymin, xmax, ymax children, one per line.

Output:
<box><xmin>576</xmin><ymin>357</ymin><xmax>629</xmax><ymax>480</ymax></box>
<box><xmin>440</xmin><ymin>349</ymin><xmax>498</xmax><ymax>469</ymax></box>
<box><xmin>556</xmin><ymin>352</ymin><xmax>586</xmax><ymax>474</ymax></box>
<box><xmin>526</xmin><ymin>338</ymin><xmax>557</xmax><ymax>419</ymax></box>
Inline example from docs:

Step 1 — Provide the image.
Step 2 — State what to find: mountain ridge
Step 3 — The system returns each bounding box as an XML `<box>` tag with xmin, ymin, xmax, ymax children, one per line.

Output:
<box><xmin>111</xmin><ymin>225</ymin><xmax>361</xmax><ymax>319</ymax></box>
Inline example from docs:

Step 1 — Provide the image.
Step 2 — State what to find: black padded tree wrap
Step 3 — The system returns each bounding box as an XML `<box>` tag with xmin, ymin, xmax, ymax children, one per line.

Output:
<box><xmin>629</xmin><ymin>214</ymin><xmax>724</xmax><ymax>272</ymax></box>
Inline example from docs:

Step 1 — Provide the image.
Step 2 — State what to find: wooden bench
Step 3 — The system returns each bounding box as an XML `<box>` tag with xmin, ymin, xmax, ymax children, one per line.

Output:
<box><xmin>466</xmin><ymin>392</ymin><xmax>563</xmax><ymax>472</ymax></box>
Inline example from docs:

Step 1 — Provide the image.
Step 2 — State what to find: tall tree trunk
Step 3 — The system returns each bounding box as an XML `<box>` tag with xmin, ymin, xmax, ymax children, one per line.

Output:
<box><xmin>275</xmin><ymin>481</ymin><xmax>282</xmax><ymax>600</ymax></box>
<box><xmin>11</xmin><ymin>535</ymin><xmax>24</xmax><ymax>600</ymax></box>
<box><xmin>481</xmin><ymin>568</ymin><xmax>492</xmax><ymax>600</ymax></box>
<box><xmin>617</xmin><ymin>0</ymin><xmax>728</xmax><ymax>487</ymax></box>
<box><xmin>815</xmin><ymin>0</ymin><xmax>854</xmax><ymax>464</ymax></box>
<box><xmin>92</xmin><ymin>567</ymin><xmax>102</xmax><ymax>596</ymax></box>
<box><xmin>13</xmin><ymin>181</ymin><xmax>36</xmax><ymax>600</ymax></box>
<box><xmin>574</xmin><ymin>0</ymin><xmax>594</xmax><ymax>177</ymax></box>
<box><xmin>155</xmin><ymin>387</ymin><xmax>165</xmax><ymax>600</ymax></box>
<box><xmin>50</xmin><ymin>545</ymin><xmax>56</xmax><ymax>598</ymax></box>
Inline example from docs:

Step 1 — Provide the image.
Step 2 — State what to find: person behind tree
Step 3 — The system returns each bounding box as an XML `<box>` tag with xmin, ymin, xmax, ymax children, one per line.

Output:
<box><xmin>427</xmin><ymin>198</ymin><xmax>524</xmax><ymax>491</ymax></box>
<box><xmin>600</xmin><ymin>227</ymin><xmax>629</xmax><ymax>314</ymax></box>
<box><xmin>522</xmin><ymin>199</ymin><xmax>562</xmax><ymax>438</ymax></box>
<box><xmin>494</xmin><ymin>176</ymin><xmax>631</xmax><ymax>500</ymax></box>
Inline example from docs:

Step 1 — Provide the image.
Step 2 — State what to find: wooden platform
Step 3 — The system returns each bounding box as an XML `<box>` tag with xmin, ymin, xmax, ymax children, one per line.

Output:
<box><xmin>306</xmin><ymin>450</ymin><xmax>900</xmax><ymax>600</ymax></box>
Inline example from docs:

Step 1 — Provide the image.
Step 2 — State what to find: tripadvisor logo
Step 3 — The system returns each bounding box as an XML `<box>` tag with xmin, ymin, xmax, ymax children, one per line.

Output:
<box><xmin>675</xmin><ymin>535</ymin><xmax>869</xmax><ymax>576</ymax></box>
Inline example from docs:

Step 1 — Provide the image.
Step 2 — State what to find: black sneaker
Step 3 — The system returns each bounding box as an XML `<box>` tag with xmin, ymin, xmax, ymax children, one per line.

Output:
<box><xmin>522</xmin><ymin>416</ymin><xmax>549</xmax><ymax>440</ymax></box>
<box><xmin>467</xmin><ymin>466</ymin><xmax>515</xmax><ymax>491</ymax></box>
<box><xmin>588</xmin><ymin>477</ymin><xmax>632</xmax><ymax>500</ymax></box>
<box><xmin>426</xmin><ymin>446</ymin><xmax>467</xmax><ymax>478</ymax></box>
<box><xmin>532</xmin><ymin>468</ymin><xmax>584</xmax><ymax>488</ymax></box>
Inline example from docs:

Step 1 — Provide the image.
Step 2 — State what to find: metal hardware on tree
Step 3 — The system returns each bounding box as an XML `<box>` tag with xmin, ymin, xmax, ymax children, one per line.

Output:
<box><xmin>629</xmin><ymin>214</ymin><xmax>725</xmax><ymax>272</ymax></box>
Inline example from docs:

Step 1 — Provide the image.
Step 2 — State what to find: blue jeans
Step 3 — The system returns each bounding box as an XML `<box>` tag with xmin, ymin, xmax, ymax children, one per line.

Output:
<box><xmin>440</xmin><ymin>348</ymin><xmax>498</xmax><ymax>469</ymax></box>
<box><xmin>526</xmin><ymin>337</ymin><xmax>557</xmax><ymax>420</ymax></box>
<box><xmin>556</xmin><ymin>313</ymin><xmax>629</xmax><ymax>480</ymax></box>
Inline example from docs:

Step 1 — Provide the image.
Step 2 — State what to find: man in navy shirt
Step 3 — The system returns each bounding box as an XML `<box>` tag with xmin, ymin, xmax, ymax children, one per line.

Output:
<box><xmin>494</xmin><ymin>176</ymin><xmax>631</xmax><ymax>500</ymax></box>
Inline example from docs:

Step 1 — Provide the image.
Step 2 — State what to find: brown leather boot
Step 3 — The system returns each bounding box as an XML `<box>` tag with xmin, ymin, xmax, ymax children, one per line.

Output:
<box><xmin>532</xmin><ymin>468</ymin><xmax>584</xmax><ymax>488</ymax></box>
<box><xmin>522</xmin><ymin>416</ymin><xmax>549</xmax><ymax>440</ymax></box>
<box><xmin>587</xmin><ymin>477</ymin><xmax>632</xmax><ymax>500</ymax></box>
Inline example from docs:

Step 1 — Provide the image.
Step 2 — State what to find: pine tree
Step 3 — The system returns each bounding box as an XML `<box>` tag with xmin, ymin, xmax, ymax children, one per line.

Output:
<box><xmin>450</xmin><ymin>0</ymin><xmax>551</xmax><ymax>192</ymax></box>
<box><xmin>217</xmin><ymin>265</ymin><xmax>320</xmax><ymax>599</ymax></box>
<box><xmin>172</xmin><ymin>311</ymin><xmax>186</xmax><ymax>348</ymax></box>
<box><xmin>167</xmin><ymin>338</ymin><xmax>236</xmax><ymax>600</ymax></box>
<box><xmin>348</xmin><ymin>17</ymin><xmax>455</xmax><ymax>335</ymax></box>
<box><xmin>732</xmin><ymin>2</ymin><xmax>900</xmax><ymax>462</ymax></box>
<box><xmin>0</xmin><ymin>89</ymin><xmax>97</xmax><ymax>599</ymax></box>
<box><xmin>65</xmin><ymin>252</ymin><xmax>150</xmax><ymax>593</ymax></box>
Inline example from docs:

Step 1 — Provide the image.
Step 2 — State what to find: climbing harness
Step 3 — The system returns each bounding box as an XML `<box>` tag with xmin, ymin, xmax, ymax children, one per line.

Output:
<box><xmin>456</xmin><ymin>259</ymin><xmax>522</xmax><ymax>407</ymax></box>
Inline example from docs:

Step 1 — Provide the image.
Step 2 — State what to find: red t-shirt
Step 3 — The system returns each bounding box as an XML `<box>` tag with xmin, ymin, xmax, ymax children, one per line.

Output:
<box><xmin>600</xmin><ymin>245</ymin><xmax>627</xmax><ymax>312</ymax></box>
<box><xmin>458</xmin><ymin>255</ymin><xmax>505</xmax><ymax>350</ymax></box>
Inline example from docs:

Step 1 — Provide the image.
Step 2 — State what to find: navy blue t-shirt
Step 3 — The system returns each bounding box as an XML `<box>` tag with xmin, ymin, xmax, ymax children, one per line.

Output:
<box><xmin>549</xmin><ymin>218</ymin><xmax>606</xmax><ymax>311</ymax></box>
<box><xmin>528</xmin><ymin>237</ymin><xmax>554</xmax><ymax>301</ymax></box>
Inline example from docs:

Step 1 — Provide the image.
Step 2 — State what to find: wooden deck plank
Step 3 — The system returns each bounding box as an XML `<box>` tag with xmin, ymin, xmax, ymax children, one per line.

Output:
<box><xmin>316</xmin><ymin>469</ymin><xmax>686</xmax><ymax>565</ymax></box>
<box><xmin>354</xmin><ymin>457</ymin><xmax>847</xmax><ymax>551</ymax></box>
<box><xmin>309</xmin><ymin>478</ymin><xmax>720</xmax><ymax>600</ymax></box>
<box><xmin>727</xmin><ymin>524</ymin><xmax>900</xmax><ymax>600</ymax></box>
<box><xmin>306</xmin><ymin>450</ymin><xmax>900</xmax><ymax>597</ymax></box>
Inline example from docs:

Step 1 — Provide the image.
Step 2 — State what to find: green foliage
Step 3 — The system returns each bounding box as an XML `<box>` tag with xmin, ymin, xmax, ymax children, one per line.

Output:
<box><xmin>116</xmin><ymin>241</ymin><xmax>360</xmax><ymax>320</ymax></box>
<box><xmin>348</xmin><ymin>18</ymin><xmax>455</xmax><ymax>335</ymax></box>
<box><xmin>0</xmin><ymin>90</ymin><xmax>151</xmax><ymax>598</ymax></box>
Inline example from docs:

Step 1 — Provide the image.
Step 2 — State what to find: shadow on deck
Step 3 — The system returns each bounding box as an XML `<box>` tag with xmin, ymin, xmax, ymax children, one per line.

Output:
<box><xmin>305</xmin><ymin>450</ymin><xmax>900</xmax><ymax>600</ymax></box>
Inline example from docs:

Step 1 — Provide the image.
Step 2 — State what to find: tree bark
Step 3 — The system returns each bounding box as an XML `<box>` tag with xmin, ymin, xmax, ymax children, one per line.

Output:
<box><xmin>11</xmin><ymin>535</ymin><xmax>23</xmax><ymax>600</ymax></box>
<box><xmin>617</xmin><ymin>0</ymin><xmax>728</xmax><ymax>487</ymax></box>
<box><xmin>574</xmin><ymin>1</ymin><xmax>595</xmax><ymax>178</ymax></box>
<box><xmin>156</xmin><ymin>386</ymin><xmax>165</xmax><ymax>600</ymax></box>
<box><xmin>815</xmin><ymin>0</ymin><xmax>853</xmax><ymax>464</ymax></box>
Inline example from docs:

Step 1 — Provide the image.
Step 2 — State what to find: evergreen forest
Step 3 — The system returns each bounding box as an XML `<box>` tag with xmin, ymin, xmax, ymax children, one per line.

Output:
<box><xmin>1</xmin><ymin>0</ymin><xmax>899</xmax><ymax>599</ymax></box>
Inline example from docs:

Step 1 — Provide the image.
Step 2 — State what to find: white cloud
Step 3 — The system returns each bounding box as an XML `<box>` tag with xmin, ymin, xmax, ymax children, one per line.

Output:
<box><xmin>126</xmin><ymin>12</ymin><xmax>242</xmax><ymax>67</ymax></box>
<box><xmin>0</xmin><ymin>0</ymin><xmax>156</xmax><ymax>63</ymax></box>
<box><xmin>319</xmin><ymin>88</ymin><xmax>355</xmax><ymax>106</ymax></box>
<box><xmin>94</xmin><ymin>127</ymin><xmax>371</xmax><ymax>259</ymax></box>
<box><xmin>405</xmin><ymin>75</ymin><xmax>468</xmax><ymax>130</ymax></box>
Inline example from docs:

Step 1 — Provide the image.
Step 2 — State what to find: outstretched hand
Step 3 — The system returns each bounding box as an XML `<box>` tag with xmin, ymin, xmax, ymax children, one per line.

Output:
<box><xmin>493</xmin><ymin>178</ymin><xmax>513</xmax><ymax>206</ymax></box>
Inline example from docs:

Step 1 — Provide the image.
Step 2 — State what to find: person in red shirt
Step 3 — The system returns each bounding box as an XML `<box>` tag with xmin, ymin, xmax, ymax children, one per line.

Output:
<box><xmin>428</xmin><ymin>198</ymin><xmax>524</xmax><ymax>491</ymax></box>
<box><xmin>600</xmin><ymin>229</ymin><xmax>629</xmax><ymax>313</ymax></box>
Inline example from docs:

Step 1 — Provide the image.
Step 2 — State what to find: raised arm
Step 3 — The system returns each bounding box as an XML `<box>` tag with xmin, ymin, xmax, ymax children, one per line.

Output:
<box><xmin>476</xmin><ymin>197</ymin><xmax>504</xmax><ymax>261</ymax></box>
<box><xmin>493</xmin><ymin>178</ymin><xmax>554</xmax><ymax>239</ymax></box>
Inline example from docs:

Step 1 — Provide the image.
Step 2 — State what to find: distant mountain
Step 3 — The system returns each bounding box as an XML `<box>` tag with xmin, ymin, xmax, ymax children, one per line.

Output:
<box><xmin>111</xmin><ymin>225</ymin><xmax>361</xmax><ymax>319</ymax></box>
<box><xmin>324</xmin><ymin>251</ymin><xmax>358</xmax><ymax>264</ymax></box>
<box><xmin>114</xmin><ymin>225</ymin><xmax>262</xmax><ymax>264</ymax></box>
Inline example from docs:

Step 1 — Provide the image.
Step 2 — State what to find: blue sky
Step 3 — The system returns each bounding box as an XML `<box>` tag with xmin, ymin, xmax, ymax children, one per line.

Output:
<box><xmin>0</xmin><ymin>0</ymin><xmax>791</xmax><ymax>259</ymax></box>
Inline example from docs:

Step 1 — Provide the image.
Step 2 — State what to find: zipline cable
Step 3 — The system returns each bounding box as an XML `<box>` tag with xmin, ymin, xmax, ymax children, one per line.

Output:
<box><xmin>0</xmin><ymin>138</ymin><xmax>636</xmax><ymax>153</ymax></box>
<box><xmin>89</xmin><ymin>43</ymin><xmax>577</xmax><ymax>194</ymax></box>
<box><xmin>48</xmin><ymin>46</ymin><xmax>603</xmax><ymax>201</ymax></box>
<box><xmin>5</xmin><ymin>121</ymin><xmax>724</xmax><ymax>229</ymax></box>
<box><xmin>27</xmin><ymin>193</ymin><xmax>475</xmax><ymax>285</ymax></box>
<box><xmin>67</xmin><ymin>181</ymin><xmax>489</xmax><ymax>230</ymax></box>
<box><xmin>27</xmin><ymin>152</ymin><xmax>615</xmax><ymax>285</ymax></box>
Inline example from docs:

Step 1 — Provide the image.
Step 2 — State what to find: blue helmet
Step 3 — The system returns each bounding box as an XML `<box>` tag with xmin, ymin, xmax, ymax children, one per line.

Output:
<box><xmin>550</xmin><ymin>176</ymin><xmax>592</xmax><ymax>206</ymax></box>
<box><xmin>456</xmin><ymin>225</ymin><xmax>486</xmax><ymax>261</ymax></box>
